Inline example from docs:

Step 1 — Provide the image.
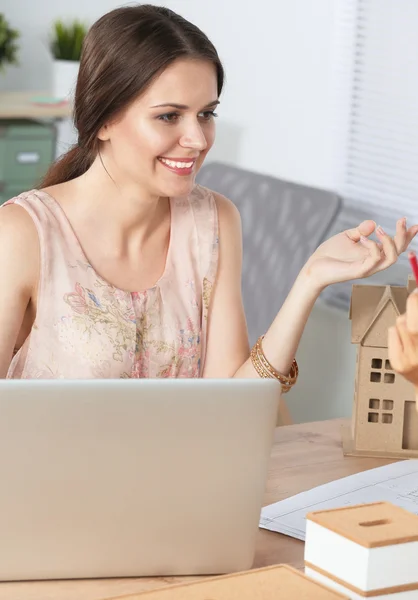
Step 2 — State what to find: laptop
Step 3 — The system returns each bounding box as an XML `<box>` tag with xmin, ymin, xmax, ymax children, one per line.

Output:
<box><xmin>0</xmin><ymin>378</ymin><xmax>280</xmax><ymax>581</ymax></box>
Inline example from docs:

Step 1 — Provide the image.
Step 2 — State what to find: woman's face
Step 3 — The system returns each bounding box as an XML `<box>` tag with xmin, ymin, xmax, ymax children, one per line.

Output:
<box><xmin>99</xmin><ymin>58</ymin><xmax>219</xmax><ymax>198</ymax></box>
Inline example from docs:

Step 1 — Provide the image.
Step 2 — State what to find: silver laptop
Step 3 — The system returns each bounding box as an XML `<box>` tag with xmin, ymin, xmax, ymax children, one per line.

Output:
<box><xmin>0</xmin><ymin>378</ymin><xmax>280</xmax><ymax>581</ymax></box>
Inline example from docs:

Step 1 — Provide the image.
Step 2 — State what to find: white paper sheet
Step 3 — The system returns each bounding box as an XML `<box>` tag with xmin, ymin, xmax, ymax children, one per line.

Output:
<box><xmin>259</xmin><ymin>460</ymin><xmax>418</xmax><ymax>541</ymax></box>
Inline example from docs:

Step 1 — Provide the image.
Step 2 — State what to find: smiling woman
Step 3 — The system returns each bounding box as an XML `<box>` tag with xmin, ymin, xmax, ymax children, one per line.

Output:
<box><xmin>0</xmin><ymin>4</ymin><xmax>416</xmax><ymax>388</ymax></box>
<box><xmin>90</xmin><ymin>58</ymin><xmax>219</xmax><ymax>198</ymax></box>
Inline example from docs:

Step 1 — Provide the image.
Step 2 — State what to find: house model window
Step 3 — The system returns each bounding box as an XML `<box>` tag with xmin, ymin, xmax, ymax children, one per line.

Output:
<box><xmin>370</xmin><ymin>358</ymin><xmax>395</xmax><ymax>384</ymax></box>
<box><xmin>342</xmin><ymin>275</ymin><xmax>418</xmax><ymax>459</ymax></box>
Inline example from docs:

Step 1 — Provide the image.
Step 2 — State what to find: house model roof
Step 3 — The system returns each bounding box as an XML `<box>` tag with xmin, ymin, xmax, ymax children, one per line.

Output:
<box><xmin>349</xmin><ymin>276</ymin><xmax>415</xmax><ymax>344</ymax></box>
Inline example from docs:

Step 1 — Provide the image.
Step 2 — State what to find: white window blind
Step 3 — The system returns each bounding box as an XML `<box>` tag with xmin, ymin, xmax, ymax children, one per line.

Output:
<box><xmin>335</xmin><ymin>0</ymin><xmax>418</xmax><ymax>224</ymax></box>
<box><xmin>321</xmin><ymin>0</ymin><xmax>418</xmax><ymax>309</ymax></box>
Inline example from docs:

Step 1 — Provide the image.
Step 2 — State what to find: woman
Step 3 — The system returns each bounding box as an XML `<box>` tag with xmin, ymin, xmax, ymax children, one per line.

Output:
<box><xmin>0</xmin><ymin>4</ymin><xmax>416</xmax><ymax>384</ymax></box>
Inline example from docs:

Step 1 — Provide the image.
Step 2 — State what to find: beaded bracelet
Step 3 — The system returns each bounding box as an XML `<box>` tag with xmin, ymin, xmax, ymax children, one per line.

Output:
<box><xmin>250</xmin><ymin>335</ymin><xmax>298</xmax><ymax>393</ymax></box>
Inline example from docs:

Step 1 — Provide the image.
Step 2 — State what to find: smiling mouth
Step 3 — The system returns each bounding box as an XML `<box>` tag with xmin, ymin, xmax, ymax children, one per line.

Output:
<box><xmin>158</xmin><ymin>157</ymin><xmax>196</xmax><ymax>169</ymax></box>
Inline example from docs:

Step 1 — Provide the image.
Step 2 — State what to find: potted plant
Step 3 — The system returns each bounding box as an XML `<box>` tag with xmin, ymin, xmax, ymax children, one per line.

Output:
<box><xmin>50</xmin><ymin>19</ymin><xmax>87</xmax><ymax>100</ymax></box>
<box><xmin>0</xmin><ymin>14</ymin><xmax>19</xmax><ymax>72</ymax></box>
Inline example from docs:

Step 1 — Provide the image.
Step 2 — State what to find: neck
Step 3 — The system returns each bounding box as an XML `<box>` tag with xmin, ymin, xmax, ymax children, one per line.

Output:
<box><xmin>61</xmin><ymin>156</ymin><xmax>171</xmax><ymax>259</ymax></box>
<box><xmin>73</xmin><ymin>155</ymin><xmax>167</xmax><ymax>237</ymax></box>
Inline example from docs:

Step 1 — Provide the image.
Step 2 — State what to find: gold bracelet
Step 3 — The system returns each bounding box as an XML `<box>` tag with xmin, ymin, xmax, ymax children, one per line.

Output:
<box><xmin>250</xmin><ymin>335</ymin><xmax>298</xmax><ymax>393</ymax></box>
<box><xmin>251</xmin><ymin>336</ymin><xmax>298</xmax><ymax>392</ymax></box>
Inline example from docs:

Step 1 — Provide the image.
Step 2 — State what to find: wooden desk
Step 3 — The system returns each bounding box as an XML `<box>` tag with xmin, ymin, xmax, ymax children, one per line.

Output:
<box><xmin>0</xmin><ymin>418</ymin><xmax>398</xmax><ymax>600</ymax></box>
<box><xmin>0</xmin><ymin>91</ymin><xmax>72</xmax><ymax>120</ymax></box>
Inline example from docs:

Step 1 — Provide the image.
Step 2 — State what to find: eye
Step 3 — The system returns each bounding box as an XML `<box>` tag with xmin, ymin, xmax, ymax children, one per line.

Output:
<box><xmin>157</xmin><ymin>112</ymin><xmax>180</xmax><ymax>123</ymax></box>
<box><xmin>199</xmin><ymin>111</ymin><xmax>218</xmax><ymax>121</ymax></box>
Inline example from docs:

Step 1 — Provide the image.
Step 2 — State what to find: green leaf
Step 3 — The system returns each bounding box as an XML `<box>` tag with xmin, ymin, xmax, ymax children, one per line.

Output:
<box><xmin>50</xmin><ymin>18</ymin><xmax>88</xmax><ymax>61</ymax></box>
<box><xmin>0</xmin><ymin>14</ymin><xmax>20</xmax><ymax>71</ymax></box>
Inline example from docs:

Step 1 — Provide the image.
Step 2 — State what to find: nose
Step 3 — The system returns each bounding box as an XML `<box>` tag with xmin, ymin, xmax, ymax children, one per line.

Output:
<box><xmin>179</xmin><ymin>120</ymin><xmax>208</xmax><ymax>151</ymax></box>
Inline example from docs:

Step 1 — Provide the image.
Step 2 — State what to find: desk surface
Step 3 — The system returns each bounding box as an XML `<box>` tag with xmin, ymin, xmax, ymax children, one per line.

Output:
<box><xmin>0</xmin><ymin>418</ymin><xmax>398</xmax><ymax>600</ymax></box>
<box><xmin>0</xmin><ymin>91</ymin><xmax>72</xmax><ymax>119</ymax></box>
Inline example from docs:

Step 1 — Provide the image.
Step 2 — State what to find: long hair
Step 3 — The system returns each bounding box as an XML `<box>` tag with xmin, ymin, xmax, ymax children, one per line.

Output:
<box><xmin>41</xmin><ymin>5</ymin><xmax>224</xmax><ymax>187</ymax></box>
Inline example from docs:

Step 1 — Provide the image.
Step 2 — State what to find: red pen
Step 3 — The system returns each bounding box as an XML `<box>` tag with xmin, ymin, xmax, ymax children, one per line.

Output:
<box><xmin>408</xmin><ymin>251</ymin><xmax>418</xmax><ymax>286</ymax></box>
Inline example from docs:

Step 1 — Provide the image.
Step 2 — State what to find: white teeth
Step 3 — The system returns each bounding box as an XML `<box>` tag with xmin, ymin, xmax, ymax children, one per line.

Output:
<box><xmin>160</xmin><ymin>158</ymin><xmax>194</xmax><ymax>169</ymax></box>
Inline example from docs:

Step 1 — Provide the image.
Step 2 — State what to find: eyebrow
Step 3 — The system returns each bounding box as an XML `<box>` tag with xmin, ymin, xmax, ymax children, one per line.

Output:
<box><xmin>150</xmin><ymin>100</ymin><xmax>220</xmax><ymax>109</ymax></box>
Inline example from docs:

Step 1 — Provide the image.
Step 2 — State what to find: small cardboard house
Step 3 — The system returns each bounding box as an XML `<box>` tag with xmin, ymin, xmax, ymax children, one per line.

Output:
<box><xmin>342</xmin><ymin>275</ymin><xmax>418</xmax><ymax>459</ymax></box>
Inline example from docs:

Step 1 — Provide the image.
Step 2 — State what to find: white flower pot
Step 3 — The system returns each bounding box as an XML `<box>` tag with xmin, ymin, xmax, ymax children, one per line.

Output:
<box><xmin>52</xmin><ymin>59</ymin><xmax>79</xmax><ymax>101</ymax></box>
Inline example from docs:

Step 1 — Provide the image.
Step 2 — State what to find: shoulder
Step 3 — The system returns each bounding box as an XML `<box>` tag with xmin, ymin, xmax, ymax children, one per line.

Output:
<box><xmin>0</xmin><ymin>196</ymin><xmax>40</xmax><ymax>285</ymax></box>
<box><xmin>0</xmin><ymin>195</ymin><xmax>39</xmax><ymax>240</ymax></box>
<box><xmin>191</xmin><ymin>184</ymin><xmax>241</xmax><ymax>232</ymax></box>
<box><xmin>210</xmin><ymin>189</ymin><xmax>242</xmax><ymax>245</ymax></box>
<box><xmin>212</xmin><ymin>190</ymin><xmax>241</xmax><ymax>229</ymax></box>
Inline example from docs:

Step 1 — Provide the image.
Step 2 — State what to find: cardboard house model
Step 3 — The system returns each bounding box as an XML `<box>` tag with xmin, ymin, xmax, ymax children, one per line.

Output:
<box><xmin>342</xmin><ymin>275</ymin><xmax>418</xmax><ymax>459</ymax></box>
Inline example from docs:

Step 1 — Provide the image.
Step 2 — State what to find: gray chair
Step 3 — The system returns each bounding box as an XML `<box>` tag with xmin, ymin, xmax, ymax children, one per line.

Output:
<box><xmin>197</xmin><ymin>162</ymin><xmax>341</xmax><ymax>343</ymax></box>
<box><xmin>196</xmin><ymin>162</ymin><xmax>341</xmax><ymax>424</ymax></box>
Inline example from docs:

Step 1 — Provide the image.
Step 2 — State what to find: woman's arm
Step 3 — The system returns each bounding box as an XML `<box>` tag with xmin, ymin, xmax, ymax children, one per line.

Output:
<box><xmin>0</xmin><ymin>205</ymin><xmax>38</xmax><ymax>377</ymax></box>
<box><xmin>203</xmin><ymin>193</ymin><xmax>418</xmax><ymax>380</ymax></box>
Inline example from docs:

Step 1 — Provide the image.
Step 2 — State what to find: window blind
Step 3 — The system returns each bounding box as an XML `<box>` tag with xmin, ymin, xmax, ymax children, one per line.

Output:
<box><xmin>321</xmin><ymin>0</ymin><xmax>418</xmax><ymax>310</ymax></box>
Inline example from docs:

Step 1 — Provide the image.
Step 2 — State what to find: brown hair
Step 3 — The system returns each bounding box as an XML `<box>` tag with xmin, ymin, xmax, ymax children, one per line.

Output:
<box><xmin>41</xmin><ymin>4</ymin><xmax>224</xmax><ymax>187</ymax></box>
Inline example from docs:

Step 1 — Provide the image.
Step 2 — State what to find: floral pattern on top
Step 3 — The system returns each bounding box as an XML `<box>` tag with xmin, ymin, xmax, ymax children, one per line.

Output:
<box><xmin>5</xmin><ymin>184</ymin><xmax>219</xmax><ymax>379</ymax></box>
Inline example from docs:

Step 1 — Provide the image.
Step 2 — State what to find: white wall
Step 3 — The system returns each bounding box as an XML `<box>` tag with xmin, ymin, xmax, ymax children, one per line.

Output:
<box><xmin>1</xmin><ymin>0</ymin><xmax>338</xmax><ymax>191</ymax></box>
<box><xmin>1</xmin><ymin>0</ymin><xmax>355</xmax><ymax>423</ymax></box>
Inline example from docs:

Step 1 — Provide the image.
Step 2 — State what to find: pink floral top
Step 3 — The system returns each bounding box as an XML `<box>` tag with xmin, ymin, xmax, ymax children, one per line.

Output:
<box><xmin>5</xmin><ymin>185</ymin><xmax>219</xmax><ymax>379</ymax></box>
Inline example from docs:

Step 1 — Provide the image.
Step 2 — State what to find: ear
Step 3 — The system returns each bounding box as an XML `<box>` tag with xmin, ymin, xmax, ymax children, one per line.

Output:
<box><xmin>97</xmin><ymin>123</ymin><xmax>110</xmax><ymax>142</ymax></box>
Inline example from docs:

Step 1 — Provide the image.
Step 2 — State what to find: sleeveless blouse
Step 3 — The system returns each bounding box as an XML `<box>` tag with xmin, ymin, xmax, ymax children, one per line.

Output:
<box><xmin>5</xmin><ymin>185</ymin><xmax>219</xmax><ymax>379</ymax></box>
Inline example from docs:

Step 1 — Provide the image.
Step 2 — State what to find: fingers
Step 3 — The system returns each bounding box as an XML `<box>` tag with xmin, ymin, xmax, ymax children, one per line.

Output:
<box><xmin>388</xmin><ymin>310</ymin><xmax>418</xmax><ymax>386</ymax></box>
<box><xmin>395</xmin><ymin>315</ymin><xmax>414</xmax><ymax>356</ymax></box>
<box><xmin>357</xmin><ymin>235</ymin><xmax>383</xmax><ymax>275</ymax></box>
<box><xmin>406</xmin><ymin>224</ymin><xmax>418</xmax><ymax>247</ymax></box>
<box><xmin>345</xmin><ymin>220</ymin><xmax>376</xmax><ymax>243</ymax></box>
<box><xmin>373</xmin><ymin>218</ymin><xmax>418</xmax><ymax>274</ymax></box>
<box><xmin>393</xmin><ymin>218</ymin><xmax>418</xmax><ymax>253</ymax></box>
<box><xmin>394</xmin><ymin>218</ymin><xmax>407</xmax><ymax>254</ymax></box>
<box><xmin>375</xmin><ymin>225</ymin><xmax>398</xmax><ymax>267</ymax></box>
<box><xmin>342</xmin><ymin>218</ymin><xmax>418</xmax><ymax>282</ymax></box>
<box><xmin>406</xmin><ymin>291</ymin><xmax>418</xmax><ymax>334</ymax></box>
<box><xmin>387</xmin><ymin>325</ymin><xmax>404</xmax><ymax>371</ymax></box>
<box><xmin>345</xmin><ymin>218</ymin><xmax>418</xmax><ymax>257</ymax></box>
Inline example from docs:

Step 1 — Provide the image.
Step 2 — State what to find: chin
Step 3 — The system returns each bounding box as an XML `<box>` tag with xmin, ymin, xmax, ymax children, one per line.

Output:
<box><xmin>159</xmin><ymin>176</ymin><xmax>197</xmax><ymax>198</ymax></box>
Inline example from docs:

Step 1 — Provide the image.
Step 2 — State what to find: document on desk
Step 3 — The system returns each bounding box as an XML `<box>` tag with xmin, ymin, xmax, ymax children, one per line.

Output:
<box><xmin>259</xmin><ymin>459</ymin><xmax>418</xmax><ymax>541</ymax></box>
